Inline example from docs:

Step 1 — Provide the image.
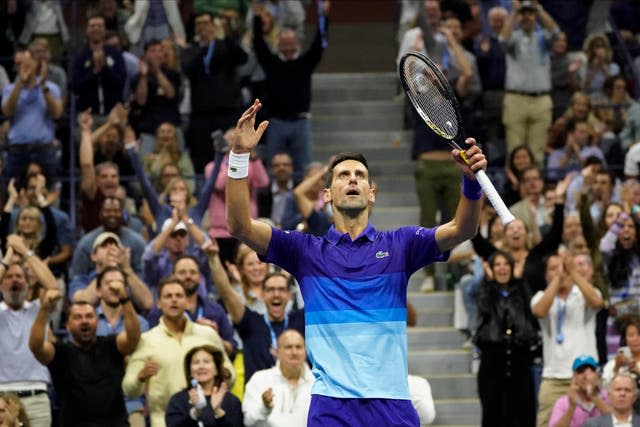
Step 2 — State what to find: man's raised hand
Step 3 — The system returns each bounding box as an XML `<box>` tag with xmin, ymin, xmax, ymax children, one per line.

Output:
<box><xmin>233</xmin><ymin>99</ymin><xmax>268</xmax><ymax>153</ymax></box>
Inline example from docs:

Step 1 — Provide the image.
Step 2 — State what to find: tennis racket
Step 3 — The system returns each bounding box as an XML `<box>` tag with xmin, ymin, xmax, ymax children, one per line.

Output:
<box><xmin>398</xmin><ymin>51</ymin><xmax>515</xmax><ymax>224</ymax></box>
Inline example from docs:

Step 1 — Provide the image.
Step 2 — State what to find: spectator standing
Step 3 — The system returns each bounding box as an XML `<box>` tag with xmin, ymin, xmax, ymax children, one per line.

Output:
<box><xmin>0</xmin><ymin>248</ymin><xmax>58</xmax><ymax>427</ymax></box>
<box><xmin>29</xmin><ymin>288</ymin><xmax>141</xmax><ymax>427</ymax></box>
<box><xmin>18</xmin><ymin>0</ymin><xmax>69</xmax><ymax>62</ymax></box>
<box><xmin>242</xmin><ymin>329</ymin><xmax>313</xmax><ymax>427</ymax></box>
<box><xmin>125</xmin><ymin>0</ymin><xmax>186</xmax><ymax>57</ymax></box>
<box><xmin>94</xmin><ymin>265</ymin><xmax>150</xmax><ymax>427</ymax></box>
<box><xmin>474</xmin><ymin>251</ymin><xmax>538</xmax><ymax>427</ymax></box>
<box><xmin>501</xmin><ymin>0</ymin><xmax>559</xmax><ymax>164</ymax></box>
<box><xmin>1</xmin><ymin>49</ymin><xmax>62</xmax><ymax>181</ymax></box>
<box><xmin>72</xmin><ymin>14</ymin><xmax>126</xmax><ymax>118</ymax></box>
<box><xmin>70</xmin><ymin>196</ymin><xmax>146</xmax><ymax>278</ymax></box>
<box><xmin>131</xmin><ymin>39</ymin><xmax>183</xmax><ymax>159</ymax></box>
<box><xmin>257</xmin><ymin>152</ymin><xmax>296</xmax><ymax>228</ymax></box>
<box><xmin>531</xmin><ymin>253</ymin><xmax>604</xmax><ymax>427</ymax></box>
<box><xmin>252</xmin><ymin>1</ymin><xmax>330</xmax><ymax>182</ymax></box>
<box><xmin>123</xmin><ymin>278</ymin><xmax>235</xmax><ymax>427</ymax></box>
<box><xmin>145</xmin><ymin>253</ymin><xmax>237</xmax><ymax>358</ymax></box>
<box><xmin>28</xmin><ymin>38</ymin><xmax>67</xmax><ymax>106</ymax></box>
<box><xmin>181</xmin><ymin>11</ymin><xmax>248</xmax><ymax>173</ymax></box>
<box><xmin>143</xmin><ymin>123</ymin><xmax>195</xmax><ymax>192</ymax></box>
<box><xmin>578</xmin><ymin>33</ymin><xmax>620</xmax><ymax>101</ymax></box>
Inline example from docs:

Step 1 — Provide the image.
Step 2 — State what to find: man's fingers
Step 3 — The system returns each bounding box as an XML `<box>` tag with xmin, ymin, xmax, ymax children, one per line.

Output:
<box><xmin>256</xmin><ymin>120</ymin><xmax>269</xmax><ymax>138</ymax></box>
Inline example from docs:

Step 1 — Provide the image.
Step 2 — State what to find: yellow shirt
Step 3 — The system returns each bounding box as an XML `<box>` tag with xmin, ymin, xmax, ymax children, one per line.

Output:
<box><xmin>122</xmin><ymin>317</ymin><xmax>235</xmax><ymax>427</ymax></box>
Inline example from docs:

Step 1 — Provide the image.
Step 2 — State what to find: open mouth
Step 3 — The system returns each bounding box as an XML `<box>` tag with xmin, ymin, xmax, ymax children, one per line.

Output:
<box><xmin>10</xmin><ymin>284</ymin><xmax>19</xmax><ymax>292</ymax></box>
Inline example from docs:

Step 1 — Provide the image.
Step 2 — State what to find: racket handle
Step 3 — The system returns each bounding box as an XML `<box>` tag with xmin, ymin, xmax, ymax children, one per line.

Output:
<box><xmin>474</xmin><ymin>170</ymin><xmax>515</xmax><ymax>225</ymax></box>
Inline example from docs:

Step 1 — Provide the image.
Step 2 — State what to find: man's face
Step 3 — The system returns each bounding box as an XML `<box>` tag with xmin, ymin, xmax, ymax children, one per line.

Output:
<box><xmin>277</xmin><ymin>330</ymin><xmax>306</xmax><ymax>373</ymax></box>
<box><xmin>521</xmin><ymin>169</ymin><xmax>543</xmax><ymax>197</ymax></box>
<box><xmin>91</xmin><ymin>239</ymin><xmax>120</xmax><ymax>270</ymax></box>
<box><xmin>444</xmin><ymin>17</ymin><xmax>463</xmax><ymax>42</ymax></box>
<box><xmin>271</xmin><ymin>154</ymin><xmax>293</xmax><ymax>185</ymax></box>
<box><xmin>165</xmin><ymin>230</ymin><xmax>189</xmax><ymax>255</ymax></box>
<box><xmin>518</xmin><ymin>9</ymin><xmax>537</xmax><ymax>32</ymax></box>
<box><xmin>573</xmin><ymin>365</ymin><xmax>598</xmax><ymax>391</ymax></box>
<box><xmin>488</xmin><ymin>11</ymin><xmax>507</xmax><ymax>35</ymax></box>
<box><xmin>96</xmin><ymin>166</ymin><xmax>119</xmax><ymax>197</ymax></box>
<box><xmin>145</xmin><ymin>43</ymin><xmax>164</xmax><ymax>68</ymax></box>
<box><xmin>609</xmin><ymin>375</ymin><xmax>637</xmax><ymax>413</ymax></box>
<box><xmin>195</xmin><ymin>14</ymin><xmax>215</xmax><ymax>42</ymax></box>
<box><xmin>26</xmin><ymin>176</ymin><xmax>43</xmax><ymax>205</ymax></box>
<box><xmin>504</xmin><ymin>220</ymin><xmax>526</xmax><ymax>249</ymax></box>
<box><xmin>97</xmin><ymin>270</ymin><xmax>126</xmax><ymax>305</ymax></box>
<box><xmin>67</xmin><ymin>304</ymin><xmax>98</xmax><ymax>346</ymax></box>
<box><xmin>157</xmin><ymin>283</ymin><xmax>187</xmax><ymax>320</ymax></box>
<box><xmin>1</xmin><ymin>265</ymin><xmax>27</xmax><ymax>308</ymax></box>
<box><xmin>87</xmin><ymin>17</ymin><xmax>106</xmax><ymax>43</ymax></box>
<box><xmin>99</xmin><ymin>198</ymin><xmax>123</xmax><ymax>230</ymax></box>
<box><xmin>324</xmin><ymin>160</ymin><xmax>375</xmax><ymax>217</ymax></box>
<box><xmin>592</xmin><ymin>173</ymin><xmax>612</xmax><ymax>200</ymax></box>
<box><xmin>174</xmin><ymin>258</ymin><xmax>200</xmax><ymax>293</ymax></box>
<box><xmin>263</xmin><ymin>276</ymin><xmax>291</xmax><ymax>322</ymax></box>
<box><xmin>278</xmin><ymin>30</ymin><xmax>299</xmax><ymax>61</ymax></box>
<box><xmin>29</xmin><ymin>43</ymin><xmax>50</xmax><ymax>62</ymax></box>
<box><xmin>98</xmin><ymin>127</ymin><xmax>120</xmax><ymax>152</ymax></box>
<box><xmin>424</xmin><ymin>0</ymin><xmax>441</xmax><ymax>28</ymax></box>
<box><xmin>545</xmin><ymin>255</ymin><xmax>565</xmax><ymax>283</ymax></box>
<box><xmin>573</xmin><ymin>254</ymin><xmax>593</xmax><ymax>280</ymax></box>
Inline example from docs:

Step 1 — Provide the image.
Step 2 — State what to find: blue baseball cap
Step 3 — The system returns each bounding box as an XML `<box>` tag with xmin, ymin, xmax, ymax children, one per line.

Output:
<box><xmin>572</xmin><ymin>355</ymin><xmax>598</xmax><ymax>371</ymax></box>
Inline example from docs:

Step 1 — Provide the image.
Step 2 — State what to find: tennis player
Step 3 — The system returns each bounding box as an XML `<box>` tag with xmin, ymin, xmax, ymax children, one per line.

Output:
<box><xmin>226</xmin><ymin>99</ymin><xmax>487</xmax><ymax>427</ymax></box>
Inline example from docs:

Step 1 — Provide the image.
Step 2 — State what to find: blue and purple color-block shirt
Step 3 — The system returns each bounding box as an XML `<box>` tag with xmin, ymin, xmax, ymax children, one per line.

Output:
<box><xmin>262</xmin><ymin>223</ymin><xmax>449</xmax><ymax>399</ymax></box>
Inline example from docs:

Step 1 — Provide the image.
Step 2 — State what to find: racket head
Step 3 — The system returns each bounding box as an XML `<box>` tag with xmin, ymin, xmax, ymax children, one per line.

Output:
<box><xmin>398</xmin><ymin>51</ymin><xmax>464</xmax><ymax>148</ymax></box>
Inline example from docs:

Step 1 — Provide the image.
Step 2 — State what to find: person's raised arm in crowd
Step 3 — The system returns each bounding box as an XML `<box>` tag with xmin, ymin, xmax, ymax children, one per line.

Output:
<box><xmin>204</xmin><ymin>240</ymin><xmax>246</xmax><ymax>325</ymax></box>
<box><xmin>105</xmin><ymin>274</ymin><xmax>142</xmax><ymax>355</ymax></box>
<box><xmin>78</xmin><ymin>109</ymin><xmax>98</xmax><ymax>200</ymax></box>
<box><xmin>531</xmin><ymin>254</ymin><xmax>563</xmax><ymax>318</ymax></box>
<box><xmin>28</xmin><ymin>289</ymin><xmax>61</xmax><ymax>365</ymax></box>
<box><xmin>562</xmin><ymin>251</ymin><xmax>603</xmax><ymax>309</ymax></box>
<box><xmin>7</xmin><ymin>234</ymin><xmax>58</xmax><ymax>292</ymax></box>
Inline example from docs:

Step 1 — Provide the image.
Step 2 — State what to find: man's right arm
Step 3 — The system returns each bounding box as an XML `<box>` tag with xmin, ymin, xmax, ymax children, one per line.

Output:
<box><xmin>226</xmin><ymin>100</ymin><xmax>272</xmax><ymax>255</ymax></box>
<box><xmin>1</xmin><ymin>81</ymin><xmax>23</xmax><ymax>116</ymax></box>
<box><xmin>206</xmin><ymin>242</ymin><xmax>246</xmax><ymax>324</ymax></box>
<box><xmin>78</xmin><ymin>110</ymin><xmax>97</xmax><ymax>199</ymax></box>
<box><xmin>29</xmin><ymin>289</ymin><xmax>60</xmax><ymax>365</ymax></box>
<box><xmin>531</xmin><ymin>278</ymin><xmax>560</xmax><ymax>318</ymax></box>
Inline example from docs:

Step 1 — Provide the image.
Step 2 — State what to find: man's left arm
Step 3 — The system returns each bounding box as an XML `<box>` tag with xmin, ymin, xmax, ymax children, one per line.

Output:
<box><xmin>41</xmin><ymin>81</ymin><xmax>63</xmax><ymax>119</ymax></box>
<box><xmin>435</xmin><ymin>138</ymin><xmax>486</xmax><ymax>252</ymax></box>
<box><xmin>536</xmin><ymin>3</ymin><xmax>558</xmax><ymax>32</ymax></box>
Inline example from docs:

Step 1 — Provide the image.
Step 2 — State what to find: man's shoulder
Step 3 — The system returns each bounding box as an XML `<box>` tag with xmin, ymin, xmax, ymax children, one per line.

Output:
<box><xmin>119</xmin><ymin>226</ymin><xmax>145</xmax><ymax>245</ymax></box>
<box><xmin>583</xmin><ymin>414</ymin><xmax>610</xmax><ymax>427</ymax></box>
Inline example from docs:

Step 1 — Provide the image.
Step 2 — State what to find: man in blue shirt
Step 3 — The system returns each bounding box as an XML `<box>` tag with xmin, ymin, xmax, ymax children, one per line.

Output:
<box><xmin>226</xmin><ymin>100</ymin><xmax>487</xmax><ymax>426</ymax></box>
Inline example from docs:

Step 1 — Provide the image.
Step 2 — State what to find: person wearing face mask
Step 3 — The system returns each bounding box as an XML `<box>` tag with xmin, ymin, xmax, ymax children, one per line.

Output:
<box><xmin>242</xmin><ymin>329</ymin><xmax>313</xmax><ymax>427</ymax></box>
<box><xmin>474</xmin><ymin>251</ymin><xmax>538</xmax><ymax>427</ymax></box>
<box><xmin>29</xmin><ymin>287</ymin><xmax>141</xmax><ymax>427</ymax></box>
<box><xmin>165</xmin><ymin>345</ymin><xmax>243</xmax><ymax>427</ymax></box>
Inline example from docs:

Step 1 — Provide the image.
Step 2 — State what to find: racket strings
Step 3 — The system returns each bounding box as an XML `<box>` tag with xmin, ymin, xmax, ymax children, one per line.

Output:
<box><xmin>402</xmin><ymin>57</ymin><xmax>459</xmax><ymax>139</ymax></box>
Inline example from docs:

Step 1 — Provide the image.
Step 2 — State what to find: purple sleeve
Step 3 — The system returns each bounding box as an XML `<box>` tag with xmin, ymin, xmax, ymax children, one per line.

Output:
<box><xmin>260</xmin><ymin>227</ymin><xmax>309</xmax><ymax>278</ymax></box>
<box><xmin>402</xmin><ymin>226</ymin><xmax>450</xmax><ymax>275</ymax></box>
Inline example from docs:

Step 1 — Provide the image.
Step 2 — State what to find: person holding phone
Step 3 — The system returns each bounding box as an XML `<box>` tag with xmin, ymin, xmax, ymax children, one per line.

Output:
<box><xmin>165</xmin><ymin>345</ymin><xmax>243</xmax><ymax>427</ymax></box>
<box><xmin>602</xmin><ymin>319</ymin><xmax>640</xmax><ymax>413</ymax></box>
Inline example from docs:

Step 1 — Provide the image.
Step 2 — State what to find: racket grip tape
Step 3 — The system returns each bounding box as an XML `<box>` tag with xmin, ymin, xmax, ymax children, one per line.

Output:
<box><xmin>474</xmin><ymin>170</ymin><xmax>516</xmax><ymax>225</ymax></box>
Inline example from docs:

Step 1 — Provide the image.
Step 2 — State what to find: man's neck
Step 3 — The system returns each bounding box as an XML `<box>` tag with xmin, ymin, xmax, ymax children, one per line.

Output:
<box><xmin>5</xmin><ymin>300</ymin><xmax>24</xmax><ymax>311</ymax></box>
<box><xmin>614</xmin><ymin>410</ymin><xmax>632</xmax><ymax>422</ymax></box>
<box><xmin>163</xmin><ymin>315</ymin><xmax>186</xmax><ymax>335</ymax></box>
<box><xmin>185</xmin><ymin>292</ymin><xmax>198</xmax><ymax>311</ymax></box>
<box><xmin>100</xmin><ymin>300</ymin><xmax>122</xmax><ymax>325</ymax></box>
<box><xmin>280</xmin><ymin>365</ymin><xmax>301</xmax><ymax>385</ymax></box>
<box><xmin>333</xmin><ymin>212</ymin><xmax>368</xmax><ymax>241</ymax></box>
<box><xmin>89</xmin><ymin>40</ymin><xmax>103</xmax><ymax>51</ymax></box>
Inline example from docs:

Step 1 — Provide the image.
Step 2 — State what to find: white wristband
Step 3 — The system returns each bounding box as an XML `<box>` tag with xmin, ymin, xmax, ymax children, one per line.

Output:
<box><xmin>227</xmin><ymin>151</ymin><xmax>250</xmax><ymax>179</ymax></box>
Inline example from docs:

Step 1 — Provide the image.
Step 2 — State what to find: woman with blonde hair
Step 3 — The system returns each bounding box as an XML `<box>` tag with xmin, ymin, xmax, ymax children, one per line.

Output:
<box><xmin>0</xmin><ymin>392</ymin><xmax>30</xmax><ymax>427</ymax></box>
<box><xmin>578</xmin><ymin>33</ymin><xmax>620</xmax><ymax>99</ymax></box>
<box><xmin>144</xmin><ymin>122</ymin><xmax>196</xmax><ymax>192</ymax></box>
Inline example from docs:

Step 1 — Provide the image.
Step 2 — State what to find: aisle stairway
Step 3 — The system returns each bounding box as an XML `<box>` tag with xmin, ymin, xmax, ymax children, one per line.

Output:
<box><xmin>310</xmin><ymin>72</ymin><xmax>481</xmax><ymax>426</ymax></box>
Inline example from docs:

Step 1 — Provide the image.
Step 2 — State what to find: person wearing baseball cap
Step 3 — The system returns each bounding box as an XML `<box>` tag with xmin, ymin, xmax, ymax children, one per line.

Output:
<box><xmin>548</xmin><ymin>355</ymin><xmax>612</xmax><ymax>427</ymax></box>
<box><xmin>68</xmin><ymin>231</ymin><xmax>153</xmax><ymax>311</ymax></box>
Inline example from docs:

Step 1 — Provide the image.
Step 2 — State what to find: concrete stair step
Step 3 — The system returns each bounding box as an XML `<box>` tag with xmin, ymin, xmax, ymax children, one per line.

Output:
<box><xmin>425</xmin><ymin>374</ymin><xmax>478</xmax><ymax>400</ymax></box>
<box><xmin>373</xmin><ymin>191</ymin><xmax>418</xmax><ymax>207</ymax></box>
<box><xmin>407</xmin><ymin>327</ymin><xmax>465</xmax><ymax>350</ymax></box>
<box><xmin>407</xmin><ymin>291</ymin><xmax>453</xmax><ymax>309</ymax></box>
<box><xmin>312</xmin><ymin>72</ymin><xmax>397</xmax><ymax>91</ymax></box>
<box><xmin>408</xmin><ymin>349</ymin><xmax>470</xmax><ymax>375</ymax></box>
<box><xmin>432</xmin><ymin>399</ymin><xmax>481</xmax><ymax>425</ymax></box>
<box><xmin>311</xmin><ymin>99</ymin><xmax>402</xmax><ymax>115</ymax></box>
<box><xmin>311</xmin><ymin>112</ymin><xmax>403</xmax><ymax>132</ymax></box>
<box><xmin>415</xmin><ymin>308</ymin><xmax>454</xmax><ymax>328</ymax></box>
<box><xmin>313</xmin><ymin>130</ymin><xmax>412</xmax><ymax>149</ymax></box>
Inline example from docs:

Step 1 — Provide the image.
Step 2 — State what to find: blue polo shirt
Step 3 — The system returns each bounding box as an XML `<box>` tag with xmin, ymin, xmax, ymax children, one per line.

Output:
<box><xmin>2</xmin><ymin>80</ymin><xmax>60</xmax><ymax>145</ymax></box>
<box><xmin>262</xmin><ymin>224</ymin><xmax>449</xmax><ymax>399</ymax></box>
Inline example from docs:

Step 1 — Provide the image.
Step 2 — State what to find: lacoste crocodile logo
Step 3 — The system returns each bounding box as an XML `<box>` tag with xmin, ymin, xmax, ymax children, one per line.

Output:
<box><xmin>376</xmin><ymin>251</ymin><xmax>389</xmax><ymax>259</ymax></box>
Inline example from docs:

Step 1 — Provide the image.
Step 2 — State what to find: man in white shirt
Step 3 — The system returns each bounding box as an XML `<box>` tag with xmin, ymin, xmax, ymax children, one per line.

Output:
<box><xmin>584</xmin><ymin>373</ymin><xmax>640</xmax><ymax>427</ymax></box>
<box><xmin>531</xmin><ymin>252</ymin><xmax>604</xmax><ymax>427</ymax></box>
<box><xmin>243</xmin><ymin>329</ymin><xmax>313</xmax><ymax>427</ymax></box>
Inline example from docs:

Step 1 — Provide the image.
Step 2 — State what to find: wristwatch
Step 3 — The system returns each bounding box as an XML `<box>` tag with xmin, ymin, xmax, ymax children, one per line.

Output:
<box><xmin>23</xmin><ymin>249</ymin><xmax>34</xmax><ymax>259</ymax></box>
<box><xmin>41</xmin><ymin>85</ymin><xmax>50</xmax><ymax>94</ymax></box>
<box><xmin>186</xmin><ymin>217</ymin><xmax>195</xmax><ymax>226</ymax></box>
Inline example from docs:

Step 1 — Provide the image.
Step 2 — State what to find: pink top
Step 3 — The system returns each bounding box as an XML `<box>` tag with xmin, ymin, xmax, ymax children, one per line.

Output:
<box><xmin>548</xmin><ymin>392</ymin><xmax>610</xmax><ymax>427</ymax></box>
<box><xmin>205</xmin><ymin>155</ymin><xmax>269</xmax><ymax>239</ymax></box>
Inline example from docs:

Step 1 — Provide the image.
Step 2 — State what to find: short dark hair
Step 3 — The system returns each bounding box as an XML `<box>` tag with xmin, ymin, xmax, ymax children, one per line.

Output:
<box><xmin>173</xmin><ymin>254</ymin><xmax>201</xmax><ymax>273</ymax></box>
<box><xmin>194</xmin><ymin>11</ymin><xmax>214</xmax><ymax>23</ymax></box>
<box><xmin>96</xmin><ymin>266</ymin><xmax>126</xmax><ymax>289</ymax></box>
<box><xmin>325</xmin><ymin>152</ymin><xmax>370</xmax><ymax>187</ymax></box>
<box><xmin>183</xmin><ymin>345</ymin><xmax>231</xmax><ymax>387</ymax></box>
<box><xmin>261</xmin><ymin>272</ymin><xmax>291</xmax><ymax>290</ymax></box>
<box><xmin>69</xmin><ymin>300</ymin><xmax>96</xmax><ymax>313</ymax></box>
<box><xmin>157</xmin><ymin>276</ymin><xmax>185</xmax><ymax>297</ymax></box>
<box><xmin>144</xmin><ymin>38</ymin><xmax>162</xmax><ymax>52</ymax></box>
